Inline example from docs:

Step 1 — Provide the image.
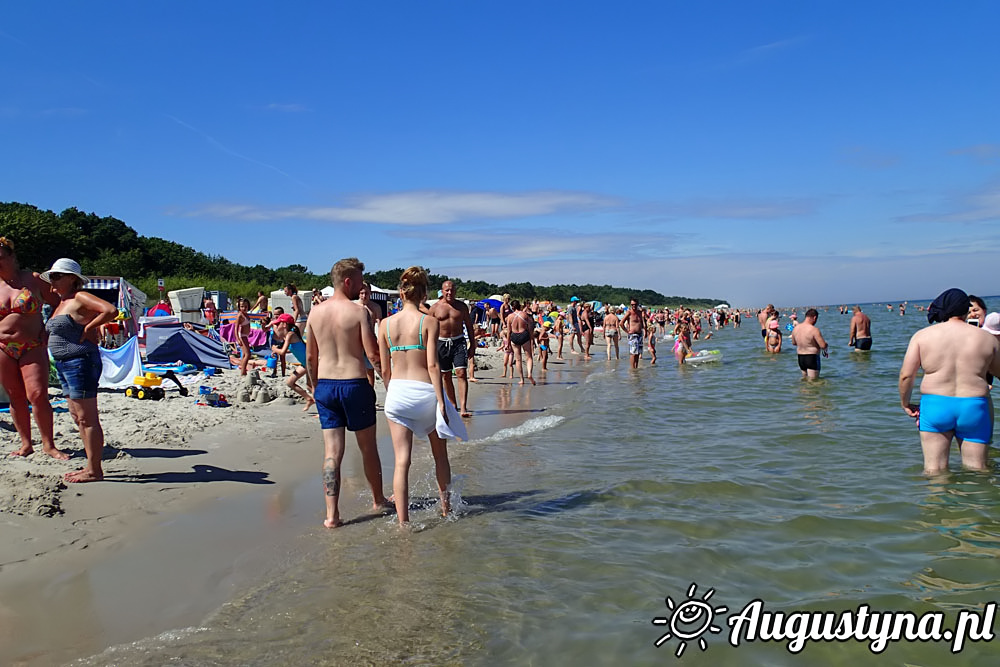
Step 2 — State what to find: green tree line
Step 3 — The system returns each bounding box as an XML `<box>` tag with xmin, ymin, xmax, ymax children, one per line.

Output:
<box><xmin>0</xmin><ymin>202</ymin><xmax>726</xmax><ymax>308</ymax></box>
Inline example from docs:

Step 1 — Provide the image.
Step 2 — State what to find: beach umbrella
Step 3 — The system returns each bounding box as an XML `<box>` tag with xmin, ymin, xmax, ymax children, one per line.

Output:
<box><xmin>477</xmin><ymin>298</ymin><xmax>502</xmax><ymax>311</ymax></box>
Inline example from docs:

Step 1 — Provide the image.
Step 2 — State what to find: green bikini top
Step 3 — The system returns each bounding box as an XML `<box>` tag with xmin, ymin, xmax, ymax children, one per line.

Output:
<box><xmin>387</xmin><ymin>314</ymin><xmax>426</xmax><ymax>352</ymax></box>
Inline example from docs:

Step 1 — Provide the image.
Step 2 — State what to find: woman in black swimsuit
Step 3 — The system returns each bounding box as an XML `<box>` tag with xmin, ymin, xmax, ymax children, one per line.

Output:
<box><xmin>504</xmin><ymin>300</ymin><xmax>535</xmax><ymax>385</ymax></box>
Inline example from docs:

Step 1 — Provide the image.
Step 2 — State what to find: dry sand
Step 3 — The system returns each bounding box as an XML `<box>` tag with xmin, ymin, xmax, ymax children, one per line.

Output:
<box><xmin>0</xmin><ymin>345</ymin><xmax>509</xmax><ymax>564</ymax></box>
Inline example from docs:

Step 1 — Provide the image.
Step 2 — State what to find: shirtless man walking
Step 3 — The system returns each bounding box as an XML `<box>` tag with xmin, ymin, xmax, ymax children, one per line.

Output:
<box><xmin>848</xmin><ymin>305</ymin><xmax>873</xmax><ymax>351</ymax></box>
<box><xmin>358</xmin><ymin>282</ymin><xmax>382</xmax><ymax>386</ymax></box>
<box><xmin>790</xmin><ymin>308</ymin><xmax>828</xmax><ymax>378</ymax></box>
<box><xmin>429</xmin><ymin>280</ymin><xmax>476</xmax><ymax>417</ymax></box>
<box><xmin>621</xmin><ymin>298</ymin><xmax>646</xmax><ymax>369</ymax></box>
<box><xmin>900</xmin><ymin>288</ymin><xmax>1000</xmax><ymax>474</ymax></box>
<box><xmin>758</xmin><ymin>304</ymin><xmax>775</xmax><ymax>348</ymax></box>
<box><xmin>306</xmin><ymin>258</ymin><xmax>389</xmax><ymax>528</ymax></box>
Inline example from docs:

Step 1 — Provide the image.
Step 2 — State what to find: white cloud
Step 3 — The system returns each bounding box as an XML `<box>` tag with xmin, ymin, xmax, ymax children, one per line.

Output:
<box><xmin>897</xmin><ymin>182</ymin><xmax>1000</xmax><ymax>223</ymax></box>
<box><xmin>392</xmin><ymin>228</ymin><xmax>683</xmax><ymax>260</ymax></box>
<box><xmin>636</xmin><ymin>196</ymin><xmax>819</xmax><ymax>220</ymax></box>
<box><xmin>188</xmin><ymin>191</ymin><xmax>617</xmax><ymax>225</ymax></box>
<box><xmin>949</xmin><ymin>144</ymin><xmax>1000</xmax><ymax>163</ymax></box>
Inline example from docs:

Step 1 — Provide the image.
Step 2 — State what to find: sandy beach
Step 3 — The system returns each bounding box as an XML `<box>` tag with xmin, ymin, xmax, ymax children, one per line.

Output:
<box><xmin>0</xmin><ymin>344</ymin><xmax>525</xmax><ymax>664</ymax></box>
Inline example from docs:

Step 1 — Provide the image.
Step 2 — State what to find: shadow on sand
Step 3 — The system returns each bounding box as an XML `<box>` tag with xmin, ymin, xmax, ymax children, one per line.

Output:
<box><xmin>108</xmin><ymin>464</ymin><xmax>274</xmax><ymax>485</ymax></box>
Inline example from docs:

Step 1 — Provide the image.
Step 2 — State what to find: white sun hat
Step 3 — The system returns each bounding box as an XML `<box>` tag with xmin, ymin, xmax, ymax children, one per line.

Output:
<box><xmin>40</xmin><ymin>258</ymin><xmax>89</xmax><ymax>284</ymax></box>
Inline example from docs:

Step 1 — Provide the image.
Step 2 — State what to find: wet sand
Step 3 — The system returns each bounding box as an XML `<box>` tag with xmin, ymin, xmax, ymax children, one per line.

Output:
<box><xmin>0</xmin><ymin>345</ymin><xmax>575</xmax><ymax>665</ymax></box>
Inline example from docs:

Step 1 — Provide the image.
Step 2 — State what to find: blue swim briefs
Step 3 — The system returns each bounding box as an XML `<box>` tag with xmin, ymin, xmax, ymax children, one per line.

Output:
<box><xmin>314</xmin><ymin>378</ymin><xmax>376</xmax><ymax>431</ymax></box>
<box><xmin>918</xmin><ymin>394</ymin><xmax>993</xmax><ymax>444</ymax></box>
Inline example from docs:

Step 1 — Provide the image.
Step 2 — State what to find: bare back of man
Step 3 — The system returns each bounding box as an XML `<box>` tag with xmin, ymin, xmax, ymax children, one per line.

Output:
<box><xmin>849</xmin><ymin>306</ymin><xmax>873</xmax><ymax>351</ymax></box>
<box><xmin>901</xmin><ymin>313</ymin><xmax>1000</xmax><ymax>473</ymax></box>
<box><xmin>429</xmin><ymin>280</ymin><xmax>475</xmax><ymax>416</ymax></box>
<box><xmin>306</xmin><ymin>259</ymin><xmax>387</xmax><ymax>528</ymax></box>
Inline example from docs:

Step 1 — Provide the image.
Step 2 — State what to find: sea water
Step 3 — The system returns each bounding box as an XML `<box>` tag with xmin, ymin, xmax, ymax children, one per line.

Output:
<box><xmin>72</xmin><ymin>303</ymin><xmax>1000</xmax><ymax>665</ymax></box>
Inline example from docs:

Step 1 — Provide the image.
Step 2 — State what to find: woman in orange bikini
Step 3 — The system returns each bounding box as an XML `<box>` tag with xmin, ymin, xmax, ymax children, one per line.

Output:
<box><xmin>0</xmin><ymin>238</ymin><xmax>69</xmax><ymax>460</ymax></box>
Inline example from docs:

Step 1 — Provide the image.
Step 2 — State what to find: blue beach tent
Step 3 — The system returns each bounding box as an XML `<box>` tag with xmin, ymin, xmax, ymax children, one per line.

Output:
<box><xmin>145</xmin><ymin>324</ymin><xmax>233</xmax><ymax>369</ymax></box>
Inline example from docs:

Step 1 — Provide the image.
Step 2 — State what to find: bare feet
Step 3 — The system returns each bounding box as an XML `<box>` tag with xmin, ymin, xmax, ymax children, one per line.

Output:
<box><xmin>529</xmin><ymin>376</ymin><xmax>536</xmax><ymax>385</ymax></box>
<box><xmin>373</xmin><ymin>499</ymin><xmax>394</xmax><ymax>513</ymax></box>
<box><xmin>323</xmin><ymin>518</ymin><xmax>343</xmax><ymax>529</ymax></box>
<box><xmin>10</xmin><ymin>446</ymin><xmax>70</xmax><ymax>460</ymax></box>
<box><xmin>461</xmin><ymin>410</ymin><xmax>472</xmax><ymax>418</ymax></box>
<box><xmin>469</xmin><ymin>377</ymin><xmax>479</xmax><ymax>383</ymax></box>
<box><xmin>45</xmin><ymin>446</ymin><xmax>71</xmax><ymax>461</ymax></box>
<box><xmin>65</xmin><ymin>469</ymin><xmax>103</xmax><ymax>483</ymax></box>
<box><xmin>302</xmin><ymin>397</ymin><xmax>315</xmax><ymax>412</ymax></box>
<box><xmin>518</xmin><ymin>379</ymin><xmax>524</xmax><ymax>386</ymax></box>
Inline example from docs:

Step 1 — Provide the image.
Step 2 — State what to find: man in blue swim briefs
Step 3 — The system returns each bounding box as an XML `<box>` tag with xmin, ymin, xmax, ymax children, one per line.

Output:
<box><xmin>307</xmin><ymin>257</ymin><xmax>390</xmax><ymax>528</ymax></box>
<box><xmin>899</xmin><ymin>288</ymin><xmax>1000</xmax><ymax>474</ymax></box>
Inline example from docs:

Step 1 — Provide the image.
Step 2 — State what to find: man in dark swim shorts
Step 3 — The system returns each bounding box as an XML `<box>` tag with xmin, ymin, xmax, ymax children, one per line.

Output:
<box><xmin>849</xmin><ymin>305</ymin><xmax>873</xmax><ymax>351</ymax></box>
<box><xmin>790</xmin><ymin>308</ymin><xmax>828</xmax><ymax>379</ymax></box>
<box><xmin>307</xmin><ymin>257</ymin><xmax>389</xmax><ymax>529</ymax></box>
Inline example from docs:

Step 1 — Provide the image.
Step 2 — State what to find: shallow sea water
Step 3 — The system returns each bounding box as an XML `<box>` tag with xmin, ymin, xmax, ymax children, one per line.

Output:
<box><xmin>76</xmin><ymin>304</ymin><xmax>1000</xmax><ymax>666</ymax></box>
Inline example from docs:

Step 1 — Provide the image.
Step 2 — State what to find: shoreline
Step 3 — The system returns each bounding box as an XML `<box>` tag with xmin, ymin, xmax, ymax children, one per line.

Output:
<box><xmin>0</xmin><ymin>345</ymin><xmax>585</xmax><ymax>665</ymax></box>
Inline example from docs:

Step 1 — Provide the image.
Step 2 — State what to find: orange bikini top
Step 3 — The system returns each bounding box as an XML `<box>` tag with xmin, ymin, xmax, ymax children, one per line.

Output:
<box><xmin>0</xmin><ymin>288</ymin><xmax>41</xmax><ymax>317</ymax></box>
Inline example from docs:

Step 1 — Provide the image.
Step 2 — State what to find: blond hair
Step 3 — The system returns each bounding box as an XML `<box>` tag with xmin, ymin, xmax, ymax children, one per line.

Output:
<box><xmin>398</xmin><ymin>266</ymin><xmax>428</xmax><ymax>303</ymax></box>
<box><xmin>331</xmin><ymin>257</ymin><xmax>364</xmax><ymax>287</ymax></box>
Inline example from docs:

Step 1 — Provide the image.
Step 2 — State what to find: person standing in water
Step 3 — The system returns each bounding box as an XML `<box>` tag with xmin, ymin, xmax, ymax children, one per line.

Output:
<box><xmin>622</xmin><ymin>298</ymin><xmax>646</xmax><ymax>369</ymax></box>
<box><xmin>379</xmin><ymin>266</ymin><xmax>462</xmax><ymax>525</ymax></box>
<box><xmin>849</xmin><ymin>305</ymin><xmax>873</xmax><ymax>351</ymax></box>
<box><xmin>603</xmin><ymin>307</ymin><xmax>621</xmax><ymax>360</ymax></box>
<box><xmin>790</xmin><ymin>308</ymin><xmax>829</xmax><ymax>379</ymax></box>
<box><xmin>900</xmin><ymin>288</ymin><xmax>1000</xmax><ymax>474</ymax></box>
<box><xmin>505</xmin><ymin>299</ymin><xmax>536</xmax><ymax>385</ymax></box>
<box><xmin>306</xmin><ymin>258</ymin><xmax>389</xmax><ymax>528</ymax></box>
<box><xmin>429</xmin><ymin>280</ymin><xmax>476</xmax><ymax>417</ymax></box>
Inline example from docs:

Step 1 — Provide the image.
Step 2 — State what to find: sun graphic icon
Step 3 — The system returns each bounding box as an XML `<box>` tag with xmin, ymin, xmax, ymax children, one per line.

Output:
<box><xmin>652</xmin><ymin>583</ymin><xmax>728</xmax><ymax>657</ymax></box>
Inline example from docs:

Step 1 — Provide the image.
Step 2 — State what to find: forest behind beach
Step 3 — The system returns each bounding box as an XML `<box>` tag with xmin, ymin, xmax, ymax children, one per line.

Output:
<box><xmin>0</xmin><ymin>202</ymin><xmax>726</xmax><ymax>308</ymax></box>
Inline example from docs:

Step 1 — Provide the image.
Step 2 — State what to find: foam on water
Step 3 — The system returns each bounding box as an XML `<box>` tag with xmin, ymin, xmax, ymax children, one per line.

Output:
<box><xmin>469</xmin><ymin>414</ymin><xmax>566</xmax><ymax>444</ymax></box>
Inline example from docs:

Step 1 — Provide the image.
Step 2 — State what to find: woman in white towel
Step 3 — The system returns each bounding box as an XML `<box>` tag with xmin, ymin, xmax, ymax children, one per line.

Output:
<box><xmin>378</xmin><ymin>266</ymin><xmax>456</xmax><ymax>524</ymax></box>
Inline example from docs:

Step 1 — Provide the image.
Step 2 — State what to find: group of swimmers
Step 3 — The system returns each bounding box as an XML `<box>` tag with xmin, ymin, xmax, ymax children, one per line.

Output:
<box><xmin>757</xmin><ymin>291</ymin><xmax>1000</xmax><ymax>475</ymax></box>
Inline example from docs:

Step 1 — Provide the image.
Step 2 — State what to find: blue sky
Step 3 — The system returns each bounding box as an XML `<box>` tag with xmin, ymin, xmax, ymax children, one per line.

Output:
<box><xmin>3</xmin><ymin>2</ymin><xmax>998</xmax><ymax>306</ymax></box>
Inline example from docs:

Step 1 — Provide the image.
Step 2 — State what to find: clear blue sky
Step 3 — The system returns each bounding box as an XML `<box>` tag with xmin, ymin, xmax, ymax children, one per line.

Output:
<box><xmin>3</xmin><ymin>2</ymin><xmax>998</xmax><ymax>306</ymax></box>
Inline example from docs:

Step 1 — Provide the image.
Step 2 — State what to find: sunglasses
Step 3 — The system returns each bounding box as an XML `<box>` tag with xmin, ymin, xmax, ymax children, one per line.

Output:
<box><xmin>49</xmin><ymin>272</ymin><xmax>65</xmax><ymax>280</ymax></box>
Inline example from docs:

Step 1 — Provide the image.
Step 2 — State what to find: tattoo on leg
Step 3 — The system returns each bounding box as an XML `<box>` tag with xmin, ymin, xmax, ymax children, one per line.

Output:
<box><xmin>323</xmin><ymin>459</ymin><xmax>340</xmax><ymax>497</ymax></box>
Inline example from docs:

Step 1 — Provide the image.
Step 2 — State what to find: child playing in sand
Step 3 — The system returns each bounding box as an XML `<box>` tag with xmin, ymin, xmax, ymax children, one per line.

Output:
<box><xmin>271</xmin><ymin>313</ymin><xmax>314</xmax><ymax>411</ymax></box>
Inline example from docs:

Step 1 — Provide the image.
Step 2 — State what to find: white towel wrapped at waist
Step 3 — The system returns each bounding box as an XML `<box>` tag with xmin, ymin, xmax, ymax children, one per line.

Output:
<box><xmin>384</xmin><ymin>379</ymin><xmax>468</xmax><ymax>441</ymax></box>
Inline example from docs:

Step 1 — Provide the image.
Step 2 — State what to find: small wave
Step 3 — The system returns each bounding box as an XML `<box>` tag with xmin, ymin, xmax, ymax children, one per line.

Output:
<box><xmin>71</xmin><ymin>626</ymin><xmax>209</xmax><ymax>664</ymax></box>
<box><xmin>471</xmin><ymin>415</ymin><xmax>566</xmax><ymax>444</ymax></box>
